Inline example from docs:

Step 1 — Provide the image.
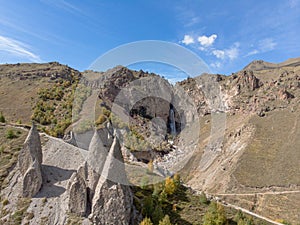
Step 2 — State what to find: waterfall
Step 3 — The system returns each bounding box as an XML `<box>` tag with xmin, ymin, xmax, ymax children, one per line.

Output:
<box><xmin>169</xmin><ymin>108</ymin><xmax>177</xmax><ymax>135</ymax></box>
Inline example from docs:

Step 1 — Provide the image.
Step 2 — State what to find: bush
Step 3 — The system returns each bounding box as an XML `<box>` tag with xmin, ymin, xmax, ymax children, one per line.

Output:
<box><xmin>199</xmin><ymin>192</ymin><xmax>210</xmax><ymax>205</ymax></box>
<box><xmin>95</xmin><ymin>114</ymin><xmax>106</xmax><ymax>125</ymax></box>
<box><xmin>6</xmin><ymin>129</ymin><xmax>17</xmax><ymax>139</ymax></box>
<box><xmin>142</xmin><ymin>195</ymin><xmax>154</xmax><ymax>217</ymax></box>
<box><xmin>2</xmin><ymin>199</ymin><xmax>9</xmax><ymax>206</ymax></box>
<box><xmin>152</xmin><ymin>203</ymin><xmax>164</xmax><ymax>224</ymax></box>
<box><xmin>173</xmin><ymin>173</ymin><xmax>181</xmax><ymax>188</ymax></box>
<box><xmin>140</xmin><ymin>217</ymin><xmax>153</xmax><ymax>225</ymax></box>
<box><xmin>164</xmin><ymin>177</ymin><xmax>176</xmax><ymax>195</ymax></box>
<box><xmin>203</xmin><ymin>202</ymin><xmax>227</xmax><ymax>225</ymax></box>
<box><xmin>0</xmin><ymin>112</ymin><xmax>5</xmax><ymax>123</ymax></box>
<box><xmin>234</xmin><ymin>210</ymin><xmax>254</xmax><ymax>225</ymax></box>
<box><xmin>159</xmin><ymin>215</ymin><xmax>172</xmax><ymax>225</ymax></box>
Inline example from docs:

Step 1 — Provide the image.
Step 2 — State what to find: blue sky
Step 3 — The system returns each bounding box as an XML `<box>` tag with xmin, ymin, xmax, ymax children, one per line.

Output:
<box><xmin>0</xmin><ymin>0</ymin><xmax>300</xmax><ymax>80</ymax></box>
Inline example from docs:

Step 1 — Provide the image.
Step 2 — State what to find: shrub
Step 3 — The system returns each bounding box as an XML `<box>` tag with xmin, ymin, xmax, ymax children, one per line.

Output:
<box><xmin>6</xmin><ymin>129</ymin><xmax>17</xmax><ymax>139</ymax></box>
<box><xmin>159</xmin><ymin>215</ymin><xmax>172</xmax><ymax>225</ymax></box>
<box><xmin>142</xmin><ymin>196</ymin><xmax>154</xmax><ymax>217</ymax></box>
<box><xmin>140</xmin><ymin>217</ymin><xmax>153</xmax><ymax>225</ymax></box>
<box><xmin>0</xmin><ymin>112</ymin><xmax>5</xmax><ymax>123</ymax></box>
<box><xmin>164</xmin><ymin>177</ymin><xmax>176</xmax><ymax>195</ymax></box>
<box><xmin>152</xmin><ymin>203</ymin><xmax>164</xmax><ymax>224</ymax></box>
<box><xmin>199</xmin><ymin>192</ymin><xmax>210</xmax><ymax>205</ymax></box>
<box><xmin>235</xmin><ymin>210</ymin><xmax>254</xmax><ymax>225</ymax></box>
<box><xmin>2</xmin><ymin>199</ymin><xmax>9</xmax><ymax>206</ymax></box>
<box><xmin>95</xmin><ymin>114</ymin><xmax>106</xmax><ymax>125</ymax></box>
<box><xmin>203</xmin><ymin>202</ymin><xmax>227</xmax><ymax>225</ymax></box>
<box><xmin>173</xmin><ymin>173</ymin><xmax>181</xmax><ymax>188</ymax></box>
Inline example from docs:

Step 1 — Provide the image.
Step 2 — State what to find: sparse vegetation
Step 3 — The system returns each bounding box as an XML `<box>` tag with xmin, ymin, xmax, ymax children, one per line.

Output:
<box><xmin>66</xmin><ymin>213</ymin><xmax>83</xmax><ymax>225</ymax></box>
<box><xmin>199</xmin><ymin>192</ymin><xmax>210</xmax><ymax>205</ymax></box>
<box><xmin>73</xmin><ymin>119</ymin><xmax>93</xmax><ymax>133</ymax></box>
<box><xmin>158</xmin><ymin>215</ymin><xmax>172</xmax><ymax>225</ymax></box>
<box><xmin>203</xmin><ymin>201</ymin><xmax>227</xmax><ymax>225</ymax></box>
<box><xmin>31</xmin><ymin>79</ymin><xmax>91</xmax><ymax>137</ymax></box>
<box><xmin>140</xmin><ymin>217</ymin><xmax>153</xmax><ymax>225</ymax></box>
<box><xmin>9</xmin><ymin>198</ymin><xmax>32</xmax><ymax>224</ymax></box>
<box><xmin>2</xmin><ymin>198</ymin><xmax>9</xmax><ymax>206</ymax></box>
<box><xmin>6</xmin><ymin>129</ymin><xmax>18</xmax><ymax>139</ymax></box>
<box><xmin>0</xmin><ymin>112</ymin><xmax>5</xmax><ymax>123</ymax></box>
<box><xmin>0</xmin><ymin>127</ymin><xmax>27</xmax><ymax>189</ymax></box>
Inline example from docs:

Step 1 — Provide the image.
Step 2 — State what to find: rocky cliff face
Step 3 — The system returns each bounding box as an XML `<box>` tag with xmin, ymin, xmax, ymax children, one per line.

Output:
<box><xmin>1</xmin><ymin>59</ymin><xmax>300</xmax><ymax>224</ymax></box>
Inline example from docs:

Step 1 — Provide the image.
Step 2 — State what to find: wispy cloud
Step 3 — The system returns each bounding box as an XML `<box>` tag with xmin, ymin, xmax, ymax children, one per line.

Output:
<box><xmin>175</xmin><ymin>6</ymin><xmax>201</xmax><ymax>27</ymax></box>
<box><xmin>245</xmin><ymin>38</ymin><xmax>277</xmax><ymax>56</ymax></box>
<box><xmin>288</xmin><ymin>0</ymin><xmax>300</xmax><ymax>8</ymax></box>
<box><xmin>40</xmin><ymin>0</ymin><xmax>84</xmax><ymax>15</ymax></box>
<box><xmin>181</xmin><ymin>35</ymin><xmax>194</xmax><ymax>45</ymax></box>
<box><xmin>0</xmin><ymin>35</ymin><xmax>41</xmax><ymax>62</ymax></box>
<box><xmin>258</xmin><ymin>38</ymin><xmax>277</xmax><ymax>52</ymax></box>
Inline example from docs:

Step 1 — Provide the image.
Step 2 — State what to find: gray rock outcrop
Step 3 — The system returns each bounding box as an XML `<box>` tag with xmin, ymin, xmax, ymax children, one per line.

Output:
<box><xmin>87</xmin><ymin>129</ymin><xmax>109</xmax><ymax>175</ymax></box>
<box><xmin>18</xmin><ymin>123</ymin><xmax>43</xmax><ymax>197</ymax></box>
<box><xmin>91</xmin><ymin>137</ymin><xmax>133</xmax><ymax>225</ymax></box>
<box><xmin>18</xmin><ymin>123</ymin><xmax>42</xmax><ymax>175</ymax></box>
<box><xmin>67</xmin><ymin>169</ymin><xmax>87</xmax><ymax>216</ymax></box>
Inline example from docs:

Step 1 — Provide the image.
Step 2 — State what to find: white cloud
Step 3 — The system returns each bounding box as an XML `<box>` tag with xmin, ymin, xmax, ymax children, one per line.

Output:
<box><xmin>212</xmin><ymin>43</ymin><xmax>240</xmax><ymax>60</ymax></box>
<box><xmin>181</xmin><ymin>35</ymin><xmax>194</xmax><ymax>45</ymax></box>
<box><xmin>210</xmin><ymin>62</ymin><xmax>222</xmax><ymax>69</ymax></box>
<box><xmin>212</xmin><ymin>50</ymin><xmax>225</xmax><ymax>59</ymax></box>
<box><xmin>197</xmin><ymin>34</ymin><xmax>217</xmax><ymax>47</ymax></box>
<box><xmin>226</xmin><ymin>43</ymin><xmax>240</xmax><ymax>60</ymax></box>
<box><xmin>0</xmin><ymin>35</ymin><xmax>41</xmax><ymax>62</ymax></box>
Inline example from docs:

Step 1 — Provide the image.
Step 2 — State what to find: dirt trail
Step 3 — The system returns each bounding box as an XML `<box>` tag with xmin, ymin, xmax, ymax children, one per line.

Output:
<box><xmin>219</xmin><ymin>201</ymin><xmax>284</xmax><ymax>225</ymax></box>
<box><xmin>215</xmin><ymin>190</ymin><xmax>300</xmax><ymax>196</ymax></box>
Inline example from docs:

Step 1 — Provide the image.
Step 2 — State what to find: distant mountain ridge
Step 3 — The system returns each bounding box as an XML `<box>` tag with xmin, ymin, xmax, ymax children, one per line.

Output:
<box><xmin>243</xmin><ymin>57</ymin><xmax>300</xmax><ymax>71</ymax></box>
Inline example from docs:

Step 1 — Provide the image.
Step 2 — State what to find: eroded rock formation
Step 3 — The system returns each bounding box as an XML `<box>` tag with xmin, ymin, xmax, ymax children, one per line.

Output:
<box><xmin>65</xmin><ymin>125</ymin><xmax>134</xmax><ymax>224</ymax></box>
<box><xmin>67</xmin><ymin>169</ymin><xmax>87</xmax><ymax>216</ymax></box>
<box><xmin>91</xmin><ymin>137</ymin><xmax>133</xmax><ymax>225</ymax></box>
<box><xmin>18</xmin><ymin>123</ymin><xmax>43</xmax><ymax>197</ymax></box>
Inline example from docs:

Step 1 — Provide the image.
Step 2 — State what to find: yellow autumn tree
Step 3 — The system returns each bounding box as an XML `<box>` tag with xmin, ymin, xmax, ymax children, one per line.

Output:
<box><xmin>140</xmin><ymin>217</ymin><xmax>153</xmax><ymax>225</ymax></box>
<box><xmin>159</xmin><ymin>215</ymin><xmax>172</xmax><ymax>225</ymax></box>
<box><xmin>164</xmin><ymin>177</ymin><xmax>176</xmax><ymax>195</ymax></box>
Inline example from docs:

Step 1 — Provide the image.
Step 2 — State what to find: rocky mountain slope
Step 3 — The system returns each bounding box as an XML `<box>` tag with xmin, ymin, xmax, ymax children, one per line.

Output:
<box><xmin>0</xmin><ymin>58</ymin><xmax>299</xmax><ymax>224</ymax></box>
